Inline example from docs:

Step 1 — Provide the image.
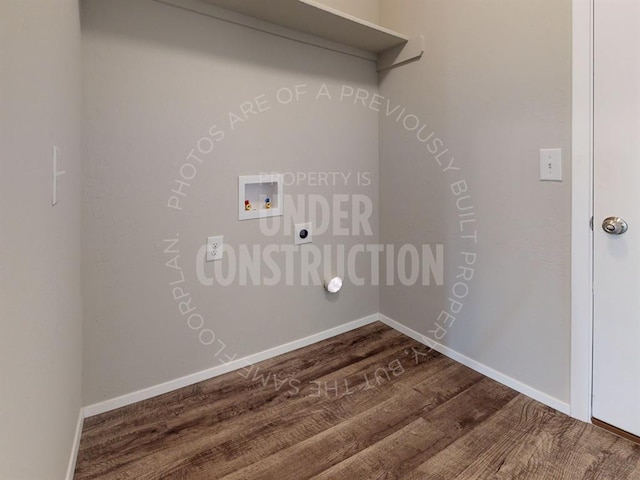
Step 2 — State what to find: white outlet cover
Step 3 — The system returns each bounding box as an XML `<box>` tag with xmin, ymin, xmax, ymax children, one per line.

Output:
<box><xmin>539</xmin><ymin>148</ymin><xmax>562</xmax><ymax>181</ymax></box>
<box><xmin>206</xmin><ymin>235</ymin><xmax>224</xmax><ymax>261</ymax></box>
<box><xmin>294</xmin><ymin>223</ymin><xmax>312</xmax><ymax>245</ymax></box>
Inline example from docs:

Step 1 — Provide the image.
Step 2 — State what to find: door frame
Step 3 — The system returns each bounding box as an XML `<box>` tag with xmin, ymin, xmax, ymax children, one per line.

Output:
<box><xmin>571</xmin><ymin>0</ymin><xmax>594</xmax><ymax>422</ymax></box>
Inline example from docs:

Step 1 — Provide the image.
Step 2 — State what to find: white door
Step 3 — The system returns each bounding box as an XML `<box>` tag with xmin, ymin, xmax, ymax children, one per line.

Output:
<box><xmin>592</xmin><ymin>0</ymin><xmax>640</xmax><ymax>436</ymax></box>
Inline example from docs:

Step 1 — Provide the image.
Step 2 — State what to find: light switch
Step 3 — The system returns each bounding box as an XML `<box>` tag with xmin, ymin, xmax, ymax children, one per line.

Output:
<box><xmin>539</xmin><ymin>148</ymin><xmax>562</xmax><ymax>181</ymax></box>
<box><xmin>52</xmin><ymin>146</ymin><xmax>66</xmax><ymax>206</ymax></box>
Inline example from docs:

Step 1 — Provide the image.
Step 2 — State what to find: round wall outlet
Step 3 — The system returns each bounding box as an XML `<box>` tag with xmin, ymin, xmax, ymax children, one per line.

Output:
<box><xmin>294</xmin><ymin>223</ymin><xmax>312</xmax><ymax>245</ymax></box>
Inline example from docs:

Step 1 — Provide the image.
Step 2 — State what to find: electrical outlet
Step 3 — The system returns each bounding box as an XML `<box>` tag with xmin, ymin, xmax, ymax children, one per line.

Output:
<box><xmin>206</xmin><ymin>235</ymin><xmax>224</xmax><ymax>261</ymax></box>
<box><xmin>294</xmin><ymin>223</ymin><xmax>312</xmax><ymax>245</ymax></box>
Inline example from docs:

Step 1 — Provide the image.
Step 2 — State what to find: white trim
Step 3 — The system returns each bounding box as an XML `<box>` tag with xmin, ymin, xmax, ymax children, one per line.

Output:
<box><xmin>570</xmin><ymin>0</ymin><xmax>594</xmax><ymax>423</ymax></box>
<box><xmin>82</xmin><ymin>310</ymin><xmax>576</xmax><ymax>419</ymax></box>
<box><xmin>65</xmin><ymin>409</ymin><xmax>84</xmax><ymax>480</ymax></box>
<box><xmin>83</xmin><ymin>314</ymin><xmax>378</xmax><ymax>417</ymax></box>
<box><xmin>378</xmin><ymin>314</ymin><xmax>571</xmax><ymax>415</ymax></box>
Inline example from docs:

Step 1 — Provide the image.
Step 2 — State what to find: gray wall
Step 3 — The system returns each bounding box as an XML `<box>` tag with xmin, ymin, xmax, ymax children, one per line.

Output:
<box><xmin>0</xmin><ymin>1</ymin><xmax>83</xmax><ymax>478</ymax></box>
<box><xmin>81</xmin><ymin>0</ymin><xmax>572</xmax><ymax>408</ymax></box>
<box><xmin>378</xmin><ymin>0</ymin><xmax>572</xmax><ymax>402</ymax></box>
<box><xmin>81</xmin><ymin>0</ymin><xmax>379</xmax><ymax>404</ymax></box>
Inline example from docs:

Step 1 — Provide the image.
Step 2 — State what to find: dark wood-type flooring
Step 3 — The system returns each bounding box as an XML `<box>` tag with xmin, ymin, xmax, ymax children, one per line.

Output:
<box><xmin>74</xmin><ymin>322</ymin><xmax>640</xmax><ymax>479</ymax></box>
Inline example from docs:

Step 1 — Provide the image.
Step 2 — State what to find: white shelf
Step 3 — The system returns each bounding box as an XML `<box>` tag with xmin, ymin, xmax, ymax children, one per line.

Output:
<box><xmin>156</xmin><ymin>0</ymin><xmax>423</xmax><ymax>69</ymax></box>
<box><xmin>201</xmin><ymin>0</ymin><xmax>409</xmax><ymax>54</ymax></box>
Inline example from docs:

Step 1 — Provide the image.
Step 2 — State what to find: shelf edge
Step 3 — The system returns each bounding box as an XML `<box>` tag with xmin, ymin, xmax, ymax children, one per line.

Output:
<box><xmin>300</xmin><ymin>0</ymin><xmax>410</xmax><ymax>43</ymax></box>
<box><xmin>154</xmin><ymin>0</ymin><xmax>378</xmax><ymax>61</ymax></box>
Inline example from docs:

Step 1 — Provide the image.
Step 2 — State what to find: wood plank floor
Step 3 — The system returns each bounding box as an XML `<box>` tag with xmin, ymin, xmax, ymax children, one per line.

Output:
<box><xmin>74</xmin><ymin>322</ymin><xmax>640</xmax><ymax>479</ymax></box>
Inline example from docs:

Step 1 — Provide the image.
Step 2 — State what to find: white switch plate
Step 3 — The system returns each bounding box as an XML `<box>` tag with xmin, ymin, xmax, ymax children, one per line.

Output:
<box><xmin>294</xmin><ymin>223</ymin><xmax>312</xmax><ymax>245</ymax></box>
<box><xmin>539</xmin><ymin>148</ymin><xmax>562</xmax><ymax>181</ymax></box>
<box><xmin>52</xmin><ymin>146</ymin><xmax>66</xmax><ymax>206</ymax></box>
<box><xmin>206</xmin><ymin>235</ymin><xmax>224</xmax><ymax>261</ymax></box>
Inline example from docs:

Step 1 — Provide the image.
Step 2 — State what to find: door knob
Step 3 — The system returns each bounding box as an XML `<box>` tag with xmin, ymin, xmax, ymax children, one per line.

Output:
<box><xmin>602</xmin><ymin>216</ymin><xmax>628</xmax><ymax>235</ymax></box>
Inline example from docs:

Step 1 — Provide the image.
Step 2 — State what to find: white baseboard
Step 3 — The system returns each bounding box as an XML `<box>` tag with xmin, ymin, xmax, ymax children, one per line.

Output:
<box><xmin>83</xmin><ymin>313</ymin><xmax>379</xmax><ymax>418</ymax></box>
<box><xmin>83</xmin><ymin>312</ymin><xmax>570</xmax><ymax>419</ymax></box>
<box><xmin>378</xmin><ymin>313</ymin><xmax>571</xmax><ymax>415</ymax></box>
<box><xmin>65</xmin><ymin>409</ymin><xmax>84</xmax><ymax>480</ymax></box>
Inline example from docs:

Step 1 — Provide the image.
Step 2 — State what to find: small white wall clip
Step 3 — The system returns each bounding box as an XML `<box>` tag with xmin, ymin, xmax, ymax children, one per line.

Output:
<box><xmin>52</xmin><ymin>146</ymin><xmax>66</xmax><ymax>206</ymax></box>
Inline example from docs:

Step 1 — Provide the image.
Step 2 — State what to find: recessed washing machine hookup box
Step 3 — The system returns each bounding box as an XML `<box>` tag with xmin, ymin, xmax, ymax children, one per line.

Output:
<box><xmin>238</xmin><ymin>174</ymin><xmax>283</xmax><ymax>220</ymax></box>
